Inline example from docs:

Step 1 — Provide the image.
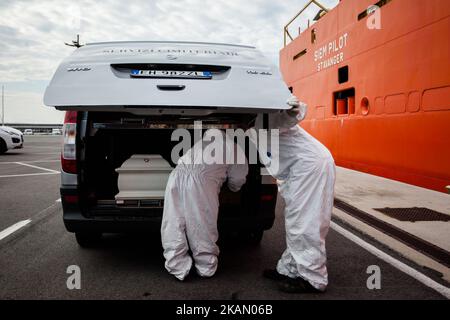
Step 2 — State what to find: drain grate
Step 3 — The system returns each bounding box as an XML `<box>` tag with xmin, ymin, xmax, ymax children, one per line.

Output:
<box><xmin>335</xmin><ymin>199</ymin><xmax>450</xmax><ymax>266</ymax></box>
<box><xmin>374</xmin><ymin>207</ymin><xmax>450</xmax><ymax>222</ymax></box>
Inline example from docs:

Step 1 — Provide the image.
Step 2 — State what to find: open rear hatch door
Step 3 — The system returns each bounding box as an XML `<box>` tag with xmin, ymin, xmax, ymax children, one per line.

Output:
<box><xmin>44</xmin><ymin>41</ymin><xmax>291</xmax><ymax>115</ymax></box>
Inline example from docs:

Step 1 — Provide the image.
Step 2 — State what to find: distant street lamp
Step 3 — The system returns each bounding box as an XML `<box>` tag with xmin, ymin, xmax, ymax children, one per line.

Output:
<box><xmin>1</xmin><ymin>85</ymin><xmax>4</xmax><ymax>126</ymax></box>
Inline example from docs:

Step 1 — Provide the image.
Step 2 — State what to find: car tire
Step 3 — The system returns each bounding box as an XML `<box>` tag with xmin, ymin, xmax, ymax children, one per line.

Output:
<box><xmin>0</xmin><ymin>138</ymin><xmax>7</xmax><ymax>154</ymax></box>
<box><xmin>75</xmin><ymin>232</ymin><xmax>102</xmax><ymax>248</ymax></box>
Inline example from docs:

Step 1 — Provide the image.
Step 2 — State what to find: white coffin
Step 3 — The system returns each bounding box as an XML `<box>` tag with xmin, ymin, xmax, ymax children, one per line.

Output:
<box><xmin>115</xmin><ymin>154</ymin><xmax>173</xmax><ymax>201</ymax></box>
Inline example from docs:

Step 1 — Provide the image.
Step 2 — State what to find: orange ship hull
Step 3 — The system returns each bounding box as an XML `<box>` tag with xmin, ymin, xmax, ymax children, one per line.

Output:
<box><xmin>280</xmin><ymin>0</ymin><xmax>450</xmax><ymax>192</ymax></box>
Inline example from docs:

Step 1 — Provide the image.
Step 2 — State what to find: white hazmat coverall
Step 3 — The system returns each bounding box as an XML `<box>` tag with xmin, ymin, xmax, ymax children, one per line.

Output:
<box><xmin>252</xmin><ymin>96</ymin><xmax>336</xmax><ymax>291</ymax></box>
<box><xmin>161</xmin><ymin>130</ymin><xmax>248</xmax><ymax>281</ymax></box>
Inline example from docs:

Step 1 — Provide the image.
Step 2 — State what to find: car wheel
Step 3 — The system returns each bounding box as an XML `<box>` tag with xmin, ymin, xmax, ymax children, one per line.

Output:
<box><xmin>0</xmin><ymin>138</ymin><xmax>7</xmax><ymax>154</ymax></box>
<box><xmin>75</xmin><ymin>232</ymin><xmax>102</xmax><ymax>248</ymax></box>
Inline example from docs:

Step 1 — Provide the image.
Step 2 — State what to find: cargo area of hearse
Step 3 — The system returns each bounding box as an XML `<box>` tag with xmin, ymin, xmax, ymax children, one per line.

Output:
<box><xmin>44</xmin><ymin>41</ymin><xmax>290</xmax><ymax>246</ymax></box>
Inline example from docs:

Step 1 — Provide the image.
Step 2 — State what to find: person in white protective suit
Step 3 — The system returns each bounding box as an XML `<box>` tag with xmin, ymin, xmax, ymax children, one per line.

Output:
<box><xmin>251</xmin><ymin>95</ymin><xmax>336</xmax><ymax>293</ymax></box>
<box><xmin>161</xmin><ymin>129</ymin><xmax>248</xmax><ymax>281</ymax></box>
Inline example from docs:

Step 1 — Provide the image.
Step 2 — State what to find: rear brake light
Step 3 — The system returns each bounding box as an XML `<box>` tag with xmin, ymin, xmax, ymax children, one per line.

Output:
<box><xmin>61</xmin><ymin>156</ymin><xmax>77</xmax><ymax>174</ymax></box>
<box><xmin>61</xmin><ymin>111</ymin><xmax>78</xmax><ymax>174</ymax></box>
<box><xmin>64</xmin><ymin>111</ymin><xmax>78</xmax><ymax>124</ymax></box>
<box><xmin>261</xmin><ymin>195</ymin><xmax>274</xmax><ymax>202</ymax></box>
<box><xmin>63</xmin><ymin>195</ymin><xmax>79</xmax><ymax>204</ymax></box>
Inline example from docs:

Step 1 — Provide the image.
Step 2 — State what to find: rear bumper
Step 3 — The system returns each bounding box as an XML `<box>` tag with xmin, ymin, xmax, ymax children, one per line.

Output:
<box><xmin>61</xmin><ymin>185</ymin><xmax>277</xmax><ymax>234</ymax></box>
<box><xmin>63</xmin><ymin>211</ymin><xmax>275</xmax><ymax>234</ymax></box>
<box><xmin>63</xmin><ymin>211</ymin><xmax>163</xmax><ymax>233</ymax></box>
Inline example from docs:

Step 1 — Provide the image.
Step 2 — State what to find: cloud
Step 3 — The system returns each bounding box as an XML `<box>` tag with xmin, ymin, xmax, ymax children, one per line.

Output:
<box><xmin>2</xmin><ymin>90</ymin><xmax>65</xmax><ymax>124</ymax></box>
<box><xmin>0</xmin><ymin>0</ymin><xmax>339</xmax><ymax>123</ymax></box>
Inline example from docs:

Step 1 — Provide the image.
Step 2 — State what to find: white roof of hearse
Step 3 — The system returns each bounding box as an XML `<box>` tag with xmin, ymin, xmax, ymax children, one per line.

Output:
<box><xmin>44</xmin><ymin>41</ymin><xmax>291</xmax><ymax>114</ymax></box>
<box><xmin>88</xmin><ymin>40</ymin><xmax>255</xmax><ymax>48</ymax></box>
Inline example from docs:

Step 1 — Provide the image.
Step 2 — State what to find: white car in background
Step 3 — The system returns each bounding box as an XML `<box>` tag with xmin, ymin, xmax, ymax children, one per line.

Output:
<box><xmin>0</xmin><ymin>126</ymin><xmax>24</xmax><ymax>154</ymax></box>
<box><xmin>24</xmin><ymin>129</ymin><xmax>33</xmax><ymax>135</ymax></box>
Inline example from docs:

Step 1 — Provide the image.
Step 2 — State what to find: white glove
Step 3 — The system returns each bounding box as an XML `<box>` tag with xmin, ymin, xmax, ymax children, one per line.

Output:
<box><xmin>286</xmin><ymin>95</ymin><xmax>307</xmax><ymax>121</ymax></box>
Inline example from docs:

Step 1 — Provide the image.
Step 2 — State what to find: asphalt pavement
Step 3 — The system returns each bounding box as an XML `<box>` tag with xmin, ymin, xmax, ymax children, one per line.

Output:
<box><xmin>0</xmin><ymin>136</ymin><xmax>447</xmax><ymax>300</ymax></box>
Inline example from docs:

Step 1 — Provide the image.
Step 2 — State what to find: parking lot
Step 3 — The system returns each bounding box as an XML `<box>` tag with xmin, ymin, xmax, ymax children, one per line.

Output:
<box><xmin>0</xmin><ymin>136</ymin><xmax>61</xmax><ymax>231</ymax></box>
<box><xmin>0</xmin><ymin>136</ymin><xmax>447</xmax><ymax>300</ymax></box>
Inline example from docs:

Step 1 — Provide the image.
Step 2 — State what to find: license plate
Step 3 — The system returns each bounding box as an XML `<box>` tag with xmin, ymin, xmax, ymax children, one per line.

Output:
<box><xmin>130</xmin><ymin>70</ymin><xmax>212</xmax><ymax>79</ymax></box>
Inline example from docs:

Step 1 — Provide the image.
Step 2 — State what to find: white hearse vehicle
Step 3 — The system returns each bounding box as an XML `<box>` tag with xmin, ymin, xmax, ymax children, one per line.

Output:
<box><xmin>44</xmin><ymin>41</ymin><xmax>291</xmax><ymax>247</ymax></box>
<box><xmin>0</xmin><ymin>126</ymin><xmax>24</xmax><ymax>154</ymax></box>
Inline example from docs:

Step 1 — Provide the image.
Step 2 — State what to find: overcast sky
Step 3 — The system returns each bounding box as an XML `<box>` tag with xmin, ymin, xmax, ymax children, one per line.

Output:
<box><xmin>0</xmin><ymin>0</ymin><xmax>338</xmax><ymax>124</ymax></box>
